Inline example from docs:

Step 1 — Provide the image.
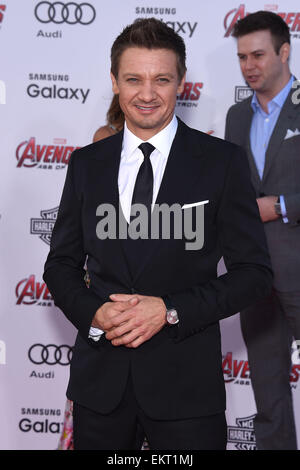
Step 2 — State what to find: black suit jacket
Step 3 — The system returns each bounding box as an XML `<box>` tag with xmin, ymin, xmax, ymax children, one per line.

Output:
<box><xmin>43</xmin><ymin>118</ymin><xmax>272</xmax><ymax>419</ymax></box>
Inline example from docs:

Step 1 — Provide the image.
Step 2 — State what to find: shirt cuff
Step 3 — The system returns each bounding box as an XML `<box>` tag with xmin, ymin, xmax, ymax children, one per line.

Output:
<box><xmin>88</xmin><ymin>326</ymin><xmax>104</xmax><ymax>342</ymax></box>
<box><xmin>279</xmin><ymin>195</ymin><xmax>289</xmax><ymax>223</ymax></box>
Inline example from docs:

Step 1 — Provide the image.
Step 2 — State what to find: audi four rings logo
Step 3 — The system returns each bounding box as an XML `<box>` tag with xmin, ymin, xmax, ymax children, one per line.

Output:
<box><xmin>34</xmin><ymin>2</ymin><xmax>96</xmax><ymax>25</ymax></box>
<box><xmin>28</xmin><ymin>344</ymin><xmax>72</xmax><ymax>365</ymax></box>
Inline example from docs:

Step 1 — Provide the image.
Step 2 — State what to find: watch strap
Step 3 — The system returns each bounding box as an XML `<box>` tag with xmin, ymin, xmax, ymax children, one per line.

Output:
<box><xmin>162</xmin><ymin>295</ymin><xmax>173</xmax><ymax>311</ymax></box>
<box><xmin>274</xmin><ymin>196</ymin><xmax>282</xmax><ymax>215</ymax></box>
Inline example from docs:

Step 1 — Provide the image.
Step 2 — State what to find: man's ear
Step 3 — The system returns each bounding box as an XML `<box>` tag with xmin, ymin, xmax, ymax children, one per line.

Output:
<box><xmin>279</xmin><ymin>42</ymin><xmax>290</xmax><ymax>64</ymax></box>
<box><xmin>111</xmin><ymin>72</ymin><xmax>119</xmax><ymax>94</ymax></box>
<box><xmin>177</xmin><ymin>72</ymin><xmax>186</xmax><ymax>95</ymax></box>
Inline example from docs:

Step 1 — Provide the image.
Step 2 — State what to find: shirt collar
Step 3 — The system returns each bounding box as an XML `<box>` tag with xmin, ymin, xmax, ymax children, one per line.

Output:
<box><xmin>251</xmin><ymin>75</ymin><xmax>294</xmax><ymax>114</ymax></box>
<box><xmin>122</xmin><ymin>114</ymin><xmax>178</xmax><ymax>162</ymax></box>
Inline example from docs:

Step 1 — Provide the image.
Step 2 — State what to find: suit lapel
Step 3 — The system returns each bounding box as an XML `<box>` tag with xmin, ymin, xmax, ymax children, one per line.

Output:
<box><xmin>243</xmin><ymin>106</ymin><xmax>262</xmax><ymax>189</ymax></box>
<box><xmin>262</xmin><ymin>87</ymin><xmax>300</xmax><ymax>183</ymax></box>
<box><xmin>92</xmin><ymin>129</ymin><xmax>123</xmax><ymax>204</ymax></box>
<box><xmin>91</xmin><ymin>130</ymin><xmax>136</xmax><ymax>287</ymax></box>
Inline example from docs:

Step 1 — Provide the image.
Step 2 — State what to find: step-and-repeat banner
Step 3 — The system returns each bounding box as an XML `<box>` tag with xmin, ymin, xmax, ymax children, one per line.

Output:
<box><xmin>0</xmin><ymin>0</ymin><xmax>299</xmax><ymax>450</ymax></box>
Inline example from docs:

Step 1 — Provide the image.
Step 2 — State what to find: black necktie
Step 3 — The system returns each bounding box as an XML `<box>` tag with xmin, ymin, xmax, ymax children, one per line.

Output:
<box><xmin>131</xmin><ymin>143</ymin><xmax>155</xmax><ymax>220</ymax></box>
<box><xmin>125</xmin><ymin>143</ymin><xmax>155</xmax><ymax>277</ymax></box>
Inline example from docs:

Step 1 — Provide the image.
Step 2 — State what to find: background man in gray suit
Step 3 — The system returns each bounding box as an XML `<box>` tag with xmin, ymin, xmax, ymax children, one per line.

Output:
<box><xmin>225</xmin><ymin>11</ymin><xmax>300</xmax><ymax>450</ymax></box>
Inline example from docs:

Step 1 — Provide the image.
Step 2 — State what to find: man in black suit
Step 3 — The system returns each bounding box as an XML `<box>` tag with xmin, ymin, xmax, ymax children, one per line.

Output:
<box><xmin>44</xmin><ymin>18</ymin><xmax>272</xmax><ymax>450</ymax></box>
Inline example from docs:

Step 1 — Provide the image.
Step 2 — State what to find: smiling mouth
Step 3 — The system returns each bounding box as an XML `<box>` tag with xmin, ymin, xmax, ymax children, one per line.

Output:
<box><xmin>135</xmin><ymin>105</ymin><xmax>159</xmax><ymax>110</ymax></box>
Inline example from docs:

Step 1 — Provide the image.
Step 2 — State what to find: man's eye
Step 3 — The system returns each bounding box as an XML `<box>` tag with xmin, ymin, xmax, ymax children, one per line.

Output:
<box><xmin>127</xmin><ymin>78</ymin><xmax>138</xmax><ymax>82</ymax></box>
<box><xmin>158</xmin><ymin>78</ymin><xmax>169</xmax><ymax>82</ymax></box>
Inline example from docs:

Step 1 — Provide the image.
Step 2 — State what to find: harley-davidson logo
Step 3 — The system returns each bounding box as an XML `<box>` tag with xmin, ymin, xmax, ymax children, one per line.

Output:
<box><xmin>30</xmin><ymin>207</ymin><xmax>58</xmax><ymax>245</ymax></box>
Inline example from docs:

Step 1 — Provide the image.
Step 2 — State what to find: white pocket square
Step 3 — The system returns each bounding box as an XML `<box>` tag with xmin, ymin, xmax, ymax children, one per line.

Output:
<box><xmin>182</xmin><ymin>200</ymin><xmax>209</xmax><ymax>209</ymax></box>
<box><xmin>284</xmin><ymin>128</ymin><xmax>300</xmax><ymax>140</ymax></box>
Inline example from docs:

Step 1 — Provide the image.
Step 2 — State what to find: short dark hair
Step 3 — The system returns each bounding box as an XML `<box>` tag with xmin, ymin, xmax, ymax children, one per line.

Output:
<box><xmin>232</xmin><ymin>11</ymin><xmax>290</xmax><ymax>54</ymax></box>
<box><xmin>111</xmin><ymin>18</ymin><xmax>186</xmax><ymax>81</ymax></box>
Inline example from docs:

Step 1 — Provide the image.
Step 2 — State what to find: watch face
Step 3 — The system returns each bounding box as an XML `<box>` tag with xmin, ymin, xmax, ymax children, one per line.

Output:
<box><xmin>167</xmin><ymin>309</ymin><xmax>179</xmax><ymax>325</ymax></box>
<box><xmin>274</xmin><ymin>203</ymin><xmax>282</xmax><ymax>215</ymax></box>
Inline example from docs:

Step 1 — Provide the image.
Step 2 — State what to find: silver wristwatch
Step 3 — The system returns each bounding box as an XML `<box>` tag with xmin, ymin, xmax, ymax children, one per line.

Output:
<box><xmin>166</xmin><ymin>308</ymin><xmax>179</xmax><ymax>325</ymax></box>
<box><xmin>163</xmin><ymin>296</ymin><xmax>179</xmax><ymax>325</ymax></box>
<box><xmin>274</xmin><ymin>197</ymin><xmax>282</xmax><ymax>216</ymax></box>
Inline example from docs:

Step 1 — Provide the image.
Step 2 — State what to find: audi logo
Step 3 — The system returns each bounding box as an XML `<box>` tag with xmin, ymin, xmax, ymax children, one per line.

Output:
<box><xmin>34</xmin><ymin>2</ymin><xmax>96</xmax><ymax>25</ymax></box>
<box><xmin>28</xmin><ymin>344</ymin><xmax>72</xmax><ymax>365</ymax></box>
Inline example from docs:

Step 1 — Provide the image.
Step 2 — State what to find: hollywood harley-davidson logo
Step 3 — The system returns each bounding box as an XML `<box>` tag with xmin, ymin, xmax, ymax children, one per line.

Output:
<box><xmin>30</xmin><ymin>207</ymin><xmax>58</xmax><ymax>245</ymax></box>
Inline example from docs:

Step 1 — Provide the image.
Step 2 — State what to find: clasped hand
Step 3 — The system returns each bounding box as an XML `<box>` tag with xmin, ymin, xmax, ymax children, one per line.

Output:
<box><xmin>256</xmin><ymin>195</ymin><xmax>280</xmax><ymax>222</ymax></box>
<box><xmin>92</xmin><ymin>294</ymin><xmax>167</xmax><ymax>348</ymax></box>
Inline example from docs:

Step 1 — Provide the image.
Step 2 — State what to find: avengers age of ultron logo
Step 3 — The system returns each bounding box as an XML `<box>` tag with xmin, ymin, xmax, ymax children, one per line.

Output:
<box><xmin>290</xmin><ymin>366</ymin><xmax>300</xmax><ymax>389</ymax></box>
<box><xmin>222</xmin><ymin>352</ymin><xmax>251</xmax><ymax>385</ymax></box>
<box><xmin>224</xmin><ymin>4</ymin><xmax>300</xmax><ymax>38</ymax></box>
<box><xmin>290</xmin><ymin>351</ymin><xmax>300</xmax><ymax>389</ymax></box>
<box><xmin>176</xmin><ymin>82</ymin><xmax>202</xmax><ymax>108</ymax></box>
<box><xmin>16</xmin><ymin>275</ymin><xmax>53</xmax><ymax>306</ymax></box>
<box><xmin>0</xmin><ymin>4</ymin><xmax>6</xmax><ymax>25</ymax></box>
<box><xmin>223</xmin><ymin>351</ymin><xmax>300</xmax><ymax>389</ymax></box>
<box><xmin>16</xmin><ymin>137</ymin><xmax>80</xmax><ymax>169</ymax></box>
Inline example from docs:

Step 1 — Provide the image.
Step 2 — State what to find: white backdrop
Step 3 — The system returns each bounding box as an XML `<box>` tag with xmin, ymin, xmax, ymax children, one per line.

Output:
<box><xmin>0</xmin><ymin>0</ymin><xmax>299</xmax><ymax>450</ymax></box>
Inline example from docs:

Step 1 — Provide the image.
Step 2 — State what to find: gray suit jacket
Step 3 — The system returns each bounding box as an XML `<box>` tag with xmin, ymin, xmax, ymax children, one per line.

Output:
<box><xmin>225</xmin><ymin>85</ymin><xmax>300</xmax><ymax>291</ymax></box>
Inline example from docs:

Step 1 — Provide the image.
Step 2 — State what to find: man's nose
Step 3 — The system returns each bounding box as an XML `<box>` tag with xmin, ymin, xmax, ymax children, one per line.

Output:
<box><xmin>138</xmin><ymin>81</ymin><xmax>156</xmax><ymax>101</ymax></box>
<box><xmin>244</xmin><ymin>57</ymin><xmax>255</xmax><ymax>71</ymax></box>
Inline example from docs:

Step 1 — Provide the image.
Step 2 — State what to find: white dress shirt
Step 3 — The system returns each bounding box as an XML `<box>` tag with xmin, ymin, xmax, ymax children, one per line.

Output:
<box><xmin>89</xmin><ymin>114</ymin><xmax>178</xmax><ymax>340</ymax></box>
